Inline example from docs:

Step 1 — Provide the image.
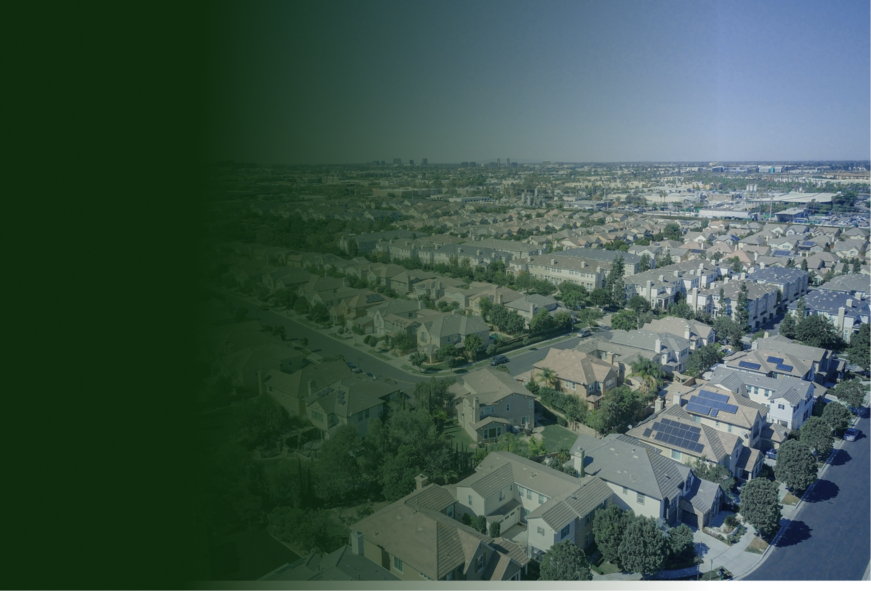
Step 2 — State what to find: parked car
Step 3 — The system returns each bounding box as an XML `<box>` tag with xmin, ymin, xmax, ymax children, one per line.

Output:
<box><xmin>490</xmin><ymin>354</ymin><xmax>509</xmax><ymax>366</ymax></box>
<box><xmin>844</xmin><ymin>428</ymin><xmax>859</xmax><ymax>441</ymax></box>
<box><xmin>365</xmin><ymin>372</ymin><xmax>376</xmax><ymax>380</ymax></box>
<box><xmin>577</xmin><ymin>329</ymin><xmax>592</xmax><ymax>338</ymax></box>
<box><xmin>765</xmin><ymin>449</ymin><xmax>777</xmax><ymax>460</ymax></box>
<box><xmin>351</xmin><ymin>367</ymin><xmax>362</xmax><ymax>373</ymax></box>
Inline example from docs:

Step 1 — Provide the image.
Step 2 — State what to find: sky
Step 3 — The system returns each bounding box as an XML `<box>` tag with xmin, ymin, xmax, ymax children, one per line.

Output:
<box><xmin>206</xmin><ymin>0</ymin><xmax>870</xmax><ymax>164</ymax></box>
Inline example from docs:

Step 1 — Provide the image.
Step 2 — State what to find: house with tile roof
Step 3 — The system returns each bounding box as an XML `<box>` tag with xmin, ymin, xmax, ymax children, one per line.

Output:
<box><xmin>259</xmin><ymin>535</ymin><xmax>400</xmax><ymax>582</ymax></box>
<box><xmin>454</xmin><ymin>452</ymin><xmax>615</xmax><ymax>560</ymax></box>
<box><xmin>746</xmin><ymin>266</ymin><xmax>809</xmax><ymax>305</ymax></box>
<box><xmin>707</xmin><ymin>366</ymin><xmax>817</xmax><ymax>431</ymax></box>
<box><xmin>522</xmin><ymin>349</ymin><xmax>618</xmax><ymax>410</ymax></box>
<box><xmin>262</xmin><ymin>360</ymin><xmax>354</xmax><ymax>417</ymax></box>
<box><xmin>454</xmin><ymin>368</ymin><xmax>536</xmax><ymax>442</ymax></box>
<box><xmin>642</xmin><ymin>317</ymin><xmax>716</xmax><ymax>350</ymax></box>
<box><xmin>603</xmin><ymin>329</ymin><xmax>692</xmax><ymax>374</ymax></box>
<box><xmin>786</xmin><ymin>290</ymin><xmax>869</xmax><ymax>344</ymax></box>
<box><xmin>626</xmin><ymin>404</ymin><xmax>745</xmax><ymax>478</ymax></box>
<box><xmin>305</xmin><ymin>377</ymin><xmax>401</xmax><ymax>439</ymax></box>
<box><xmin>676</xmin><ymin>384</ymin><xmax>767</xmax><ymax>451</ymax></box>
<box><xmin>351</xmin><ymin>481</ymin><xmax>529</xmax><ymax>581</ymax></box>
<box><xmin>569</xmin><ymin>433</ymin><xmax>722</xmax><ymax>529</ymax></box>
<box><xmin>417</xmin><ymin>313</ymin><xmax>490</xmax><ymax>361</ymax></box>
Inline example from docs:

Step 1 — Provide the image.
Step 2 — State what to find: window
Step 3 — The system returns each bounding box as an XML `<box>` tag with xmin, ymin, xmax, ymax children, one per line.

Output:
<box><xmin>499</xmin><ymin>490</ymin><xmax>505</xmax><ymax>502</ymax></box>
<box><xmin>778</xmin><ymin>404</ymin><xmax>785</xmax><ymax>410</ymax></box>
<box><xmin>528</xmin><ymin>399</ymin><xmax>534</xmax><ymax>409</ymax></box>
<box><xmin>692</xmin><ymin>415</ymin><xmax>701</xmax><ymax>423</ymax></box>
<box><xmin>509</xmin><ymin>484</ymin><xmax>513</xmax><ymax>491</ymax></box>
<box><xmin>447</xmin><ymin>505</ymin><xmax>454</xmax><ymax>518</ymax></box>
<box><xmin>393</xmin><ymin>556</ymin><xmax>403</xmax><ymax>573</ymax></box>
<box><xmin>561</xmin><ymin>525</ymin><xmax>570</xmax><ymax>539</ymax></box>
<box><xmin>527</xmin><ymin>489</ymin><xmax>532</xmax><ymax>500</ymax></box>
<box><xmin>728</xmin><ymin>424</ymin><xmax>733</xmax><ymax>433</ymax></box>
<box><xmin>518</xmin><ymin>486</ymin><xmax>524</xmax><ymax>496</ymax></box>
<box><xmin>671</xmin><ymin>449</ymin><xmax>682</xmax><ymax>461</ymax></box>
<box><xmin>468</xmin><ymin>495</ymin><xmax>472</xmax><ymax>506</ymax></box>
<box><xmin>585</xmin><ymin>512</ymin><xmax>593</xmax><ymax>525</ymax></box>
<box><xmin>506</xmin><ymin>403</ymin><xmax>510</xmax><ymax>412</ymax></box>
<box><xmin>446</xmin><ymin>573</ymin><xmax>453</xmax><ymax>581</ymax></box>
<box><xmin>476</xmin><ymin>555</ymin><xmax>484</xmax><ymax>572</ymax></box>
<box><xmin>622</xmin><ymin>486</ymin><xmax>628</xmax><ymax>495</ymax></box>
<box><xmin>364</xmin><ymin>408</ymin><xmax>370</xmax><ymax>419</ymax></box>
<box><xmin>537</xmin><ymin>526</ymin><xmax>545</xmax><ymax>536</ymax></box>
<box><xmin>538</xmin><ymin>493</ymin><xmax>546</xmax><ymax>504</ymax></box>
<box><xmin>637</xmin><ymin>493</ymin><xmax>645</xmax><ymax>505</ymax></box>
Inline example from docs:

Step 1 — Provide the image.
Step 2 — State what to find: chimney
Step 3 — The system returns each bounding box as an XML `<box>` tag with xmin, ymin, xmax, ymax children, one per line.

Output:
<box><xmin>674</xmin><ymin>270</ymin><xmax>680</xmax><ymax>277</ymax></box>
<box><xmin>740</xmin><ymin>272</ymin><xmax>746</xmax><ymax>280</ymax></box>
<box><xmin>580</xmin><ymin>260</ymin><xmax>586</xmax><ymax>268</ymax></box>
<box><xmin>573</xmin><ymin>449</ymin><xmax>586</xmax><ymax>477</ymax></box>
<box><xmin>551</xmin><ymin>258</ymin><xmax>556</xmax><ymax>265</ymax></box>
<box><xmin>672</xmin><ymin>391</ymin><xmax>682</xmax><ymax>407</ymax></box>
<box><xmin>496</xmin><ymin>293</ymin><xmax>503</xmax><ymax>305</ymax></box>
<box><xmin>415</xmin><ymin>474</ymin><xmax>430</xmax><ymax>490</ymax></box>
<box><xmin>684</xmin><ymin>327</ymin><xmax>691</xmax><ymax>340</ymax></box>
<box><xmin>350</xmin><ymin>530</ymin><xmax>365</xmax><ymax>555</ymax></box>
<box><xmin>655</xmin><ymin>396</ymin><xmax>664</xmax><ymax>413</ymax></box>
<box><xmin>308</xmin><ymin>379</ymin><xmax>317</xmax><ymax>397</ymax></box>
<box><xmin>655</xmin><ymin>338</ymin><xmax>662</xmax><ymax>353</ymax></box>
<box><xmin>837</xmin><ymin>306</ymin><xmax>846</xmax><ymax>331</ymax></box>
<box><xmin>477</xmin><ymin>249</ymin><xmax>482</xmax><ymax>256</ymax></box>
<box><xmin>658</xmin><ymin>275</ymin><xmax>665</xmax><ymax>282</ymax></box>
<box><xmin>847</xmin><ymin>298</ymin><xmax>854</xmax><ymax>308</ymax></box>
<box><xmin>257</xmin><ymin>370</ymin><xmax>264</xmax><ymax>397</ymax></box>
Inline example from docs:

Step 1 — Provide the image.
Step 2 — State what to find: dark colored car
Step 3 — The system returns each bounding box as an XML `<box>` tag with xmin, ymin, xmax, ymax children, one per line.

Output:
<box><xmin>844</xmin><ymin>428</ymin><xmax>859</xmax><ymax>441</ymax></box>
<box><xmin>490</xmin><ymin>355</ymin><xmax>509</xmax><ymax>366</ymax></box>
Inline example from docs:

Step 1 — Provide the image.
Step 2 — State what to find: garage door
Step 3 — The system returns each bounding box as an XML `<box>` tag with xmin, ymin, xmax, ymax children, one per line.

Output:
<box><xmin>681</xmin><ymin>510</ymin><xmax>699</xmax><ymax>529</ymax></box>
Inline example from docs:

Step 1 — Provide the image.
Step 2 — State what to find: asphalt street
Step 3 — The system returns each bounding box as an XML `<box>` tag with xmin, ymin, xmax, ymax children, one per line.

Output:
<box><xmin>744</xmin><ymin>410</ymin><xmax>871</xmax><ymax>581</ymax></box>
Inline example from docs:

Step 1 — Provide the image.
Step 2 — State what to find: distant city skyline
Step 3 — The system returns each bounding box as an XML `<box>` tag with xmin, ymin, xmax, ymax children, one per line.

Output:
<box><xmin>206</xmin><ymin>0</ymin><xmax>870</xmax><ymax>164</ymax></box>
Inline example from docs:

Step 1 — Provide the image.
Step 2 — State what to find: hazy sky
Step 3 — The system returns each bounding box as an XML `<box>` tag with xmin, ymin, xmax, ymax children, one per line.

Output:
<box><xmin>207</xmin><ymin>0</ymin><xmax>870</xmax><ymax>164</ymax></box>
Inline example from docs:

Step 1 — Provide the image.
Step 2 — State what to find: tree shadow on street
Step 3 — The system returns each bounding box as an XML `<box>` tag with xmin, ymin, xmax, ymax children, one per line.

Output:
<box><xmin>804</xmin><ymin>479</ymin><xmax>839</xmax><ymax>503</ymax></box>
<box><xmin>828</xmin><ymin>449</ymin><xmax>851</xmax><ymax>467</ymax></box>
<box><xmin>774</xmin><ymin>521</ymin><xmax>811</xmax><ymax>548</ymax></box>
<box><xmin>693</xmin><ymin>542</ymin><xmax>711</xmax><ymax>559</ymax></box>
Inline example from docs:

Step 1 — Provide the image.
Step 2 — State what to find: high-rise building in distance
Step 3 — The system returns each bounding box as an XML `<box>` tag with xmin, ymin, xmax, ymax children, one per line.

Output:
<box><xmin>422</xmin><ymin>158</ymin><xmax>427</xmax><ymax>165</ymax></box>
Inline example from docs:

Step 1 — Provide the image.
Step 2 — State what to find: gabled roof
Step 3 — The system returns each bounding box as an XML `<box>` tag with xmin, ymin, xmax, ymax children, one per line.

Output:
<box><xmin>533</xmin><ymin>348</ymin><xmax>616</xmax><ymax>385</ymax></box>
<box><xmin>459</xmin><ymin>367</ymin><xmax>534</xmax><ymax>405</ymax></box>
<box><xmin>421</xmin><ymin>314</ymin><xmax>489</xmax><ymax>338</ymax></box>
<box><xmin>625</xmin><ymin>405</ymin><xmax>741</xmax><ymax>463</ymax></box>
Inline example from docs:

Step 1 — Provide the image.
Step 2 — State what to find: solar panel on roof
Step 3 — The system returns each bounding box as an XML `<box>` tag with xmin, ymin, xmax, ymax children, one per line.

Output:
<box><xmin>643</xmin><ymin>428</ymin><xmax>652</xmax><ymax>438</ymax></box>
<box><xmin>710</xmin><ymin>408</ymin><xmax>719</xmax><ymax>418</ymax></box>
<box><xmin>693</xmin><ymin>443</ymin><xmax>705</xmax><ymax>453</ymax></box>
<box><xmin>699</xmin><ymin>390</ymin><xmax>731</xmax><ymax>404</ymax></box>
<box><xmin>652</xmin><ymin>422</ymin><xmax>661</xmax><ymax>431</ymax></box>
<box><xmin>739</xmin><ymin>361</ymin><xmax>762</xmax><ymax>370</ymax></box>
<box><xmin>687</xmin><ymin>401</ymin><xmax>712</xmax><ymax>415</ymax></box>
<box><xmin>688</xmin><ymin>432</ymin><xmax>700</xmax><ymax>442</ymax></box>
<box><xmin>654</xmin><ymin>432</ymin><xmax>666</xmax><ymax>442</ymax></box>
<box><xmin>767</xmin><ymin>356</ymin><xmax>784</xmax><ymax>364</ymax></box>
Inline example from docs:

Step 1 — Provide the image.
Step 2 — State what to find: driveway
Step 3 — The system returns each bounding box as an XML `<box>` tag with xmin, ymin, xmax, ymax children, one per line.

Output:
<box><xmin>744</xmin><ymin>410</ymin><xmax>871</xmax><ymax>580</ymax></box>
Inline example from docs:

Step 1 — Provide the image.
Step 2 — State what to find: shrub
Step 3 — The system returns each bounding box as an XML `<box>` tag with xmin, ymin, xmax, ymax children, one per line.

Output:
<box><xmin>724</xmin><ymin>515</ymin><xmax>739</xmax><ymax>529</ymax></box>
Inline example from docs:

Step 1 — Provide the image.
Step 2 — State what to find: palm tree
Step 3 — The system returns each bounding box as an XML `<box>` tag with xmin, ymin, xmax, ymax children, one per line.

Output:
<box><xmin>629</xmin><ymin>358</ymin><xmax>664</xmax><ymax>398</ymax></box>
<box><xmin>539</xmin><ymin>367</ymin><xmax>558</xmax><ymax>389</ymax></box>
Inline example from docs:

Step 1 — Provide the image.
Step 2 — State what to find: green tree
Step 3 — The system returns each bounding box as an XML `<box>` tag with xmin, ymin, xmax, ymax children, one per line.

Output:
<box><xmin>606</xmin><ymin>255</ymin><xmax>626</xmax><ymax>308</ymax></box>
<box><xmin>530</xmin><ymin>307</ymin><xmax>555</xmax><ymax>333</ymax></box>
<box><xmin>489</xmin><ymin>520</ymin><xmax>501</xmax><ymax>538</ymax></box>
<box><xmin>611</xmin><ymin>309</ymin><xmax>639</xmax><ymax>331</ymax></box>
<box><xmin>234</xmin><ymin>307</ymin><xmax>249</xmax><ymax>323</ymax></box>
<box><xmin>463</xmin><ymin>333</ymin><xmax>484</xmax><ymax>361</ymax></box>
<box><xmin>739</xmin><ymin>478</ymin><xmax>782</xmax><ymax>536</ymax></box>
<box><xmin>528</xmin><ymin>435</ymin><xmax>547</xmax><ymax>456</ymax></box>
<box><xmin>553</xmin><ymin>310</ymin><xmax>572</xmax><ymax>330</ymax></box>
<box><xmin>238</xmin><ymin>394</ymin><xmax>291</xmax><ymax>449</ymax></box>
<box><xmin>410</xmin><ymin>351</ymin><xmax>427</xmax><ymax>373</ymax></box>
<box><xmin>795</xmin><ymin>296</ymin><xmax>806</xmax><ymax>321</ymax></box>
<box><xmin>293</xmin><ymin>298</ymin><xmax>310</xmax><ymax>315</ymax></box>
<box><xmin>593</xmin><ymin>505</ymin><xmax>632</xmax><ymax>566</ymax></box>
<box><xmin>846</xmin><ymin>324</ymin><xmax>870</xmax><ymax>372</ymax></box>
<box><xmin>774</xmin><ymin>439</ymin><xmax>818</xmax><ymax>493</ymax></box>
<box><xmin>638</xmin><ymin>253</ymin><xmax>651</xmax><ymax>272</ymax></box>
<box><xmin>437</xmin><ymin>343</ymin><xmax>458</xmax><ymax>369</ymax></box>
<box><xmin>590</xmin><ymin>288</ymin><xmax>611</xmax><ymax>307</ymax></box>
<box><xmin>685</xmin><ymin>343</ymin><xmax>725</xmax><ymax>377</ymax></box>
<box><xmin>586</xmin><ymin>386</ymin><xmax>643</xmax><ymax>434</ymax></box>
<box><xmin>540</xmin><ymin>540</ymin><xmax>593</xmax><ymax>581</ymax></box>
<box><xmin>475</xmin><ymin>515</ymin><xmax>488</xmax><ymax>534</ymax></box>
<box><xmin>628</xmin><ymin>358</ymin><xmax>664</xmax><ymax>397</ymax></box>
<box><xmin>800</xmin><ymin>257</ymin><xmax>808</xmax><ymax>272</ymax></box>
<box><xmin>821</xmin><ymin>402</ymin><xmax>852</xmax><ymax>435</ymax></box>
<box><xmin>829</xmin><ymin>378</ymin><xmax>868</xmax><ymax>410</ymax></box>
<box><xmin>617</xmin><ymin>516</ymin><xmax>668</xmax><ymax>575</ymax></box>
<box><xmin>735</xmin><ymin>282</ymin><xmax>750</xmax><ymax>331</ymax></box>
<box><xmin>627</xmin><ymin>295</ymin><xmax>651</xmax><ymax>314</ymax></box>
<box><xmin>538</xmin><ymin>366</ymin><xmax>558</xmax><ymax>389</ymax></box>
<box><xmin>315</xmin><ymin>424</ymin><xmax>363</xmax><ymax>505</ymax></box>
<box><xmin>660</xmin><ymin>251</ymin><xmax>673</xmax><ymax>266</ymax></box>
<box><xmin>346</xmin><ymin>238</ymin><xmax>358</xmax><ymax>257</ymax></box>
<box><xmin>667</xmin><ymin>524</ymin><xmax>695</xmax><ymax>560</ymax></box>
<box><xmin>795</xmin><ymin>314</ymin><xmax>843</xmax><ymax>349</ymax></box>
<box><xmin>800</xmin><ymin>416</ymin><xmax>834</xmax><ymax>457</ymax></box>
<box><xmin>779</xmin><ymin>310</ymin><xmax>797</xmax><ymax>339</ymax></box>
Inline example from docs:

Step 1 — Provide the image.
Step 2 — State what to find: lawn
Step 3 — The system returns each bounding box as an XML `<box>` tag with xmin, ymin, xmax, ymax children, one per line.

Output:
<box><xmin>443</xmin><ymin>421</ymin><xmax>476</xmax><ymax>449</ymax></box>
<box><xmin>745</xmin><ymin>536</ymin><xmax>770</xmax><ymax>555</ymax></box>
<box><xmin>782</xmin><ymin>492</ymin><xmax>800</xmax><ymax>505</ymax></box>
<box><xmin>540</xmin><ymin>425</ymin><xmax>578</xmax><ymax>451</ymax></box>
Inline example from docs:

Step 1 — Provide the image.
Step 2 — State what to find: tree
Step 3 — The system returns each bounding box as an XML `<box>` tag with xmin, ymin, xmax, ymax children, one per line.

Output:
<box><xmin>410</xmin><ymin>351</ymin><xmax>427</xmax><ymax>373</ymax></box>
<box><xmin>739</xmin><ymin>478</ymin><xmax>782</xmax><ymax>536</ymax></box>
<box><xmin>575</xmin><ymin>308</ymin><xmax>604</xmax><ymax>328</ymax></box>
<box><xmin>795</xmin><ymin>314</ymin><xmax>843</xmax><ymax>350</ymax></box>
<box><xmin>540</xmin><ymin>540</ymin><xmax>593</xmax><ymax>581</ymax></box>
<box><xmin>685</xmin><ymin>343</ymin><xmax>725</xmax><ymax>377</ymax></box>
<box><xmin>627</xmin><ymin>295</ymin><xmax>651</xmax><ymax>314</ymax></box>
<box><xmin>586</xmin><ymin>386</ymin><xmax>643</xmax><ymax>434</ymax></box>
<box><xmin>293</xmin><ymin>298</ymin><xmax>310</xmax><ymax>315</ymax></box>
<box><xmin>238</xmin><ymin>394</ymin><xmax>291</xmax><ymax>449</ymax></box>
<box><xmin>530</xmin><ymin>307</ymin><xmax>555</xmax><ymax>333</ymax></box>
<box><xmin>628</xmin><ymin>358</ymin><xmax>664</xmax><ymax>397</ymax></box>
<box><xmin>617</xmin><ymin>516</ymin><xmax>668</xmax><ymax>575</ymax></box>
<box><xmin>528</xmin><ymin>435</ymin><xmax>547</xmax><ymax>456</ymax></box>
<box><xmin>437</xmin><ymin>343</ymin><xmax>458</xmax><ymax>368</ymax></box>
<box><xmin>610</xmin><ymin>309</ymin><xmax>639</xmax><ymax>331</ymax></box>
<box><xmin>660</xmin><ymin>251</ymin><xmax>673</xmax><ymax>266</ymax></box>
<box><xmin>475</xmin><ymin>515</ymin><xmax>488</xmax><ymax>534</ymax></box>
<box><xmin>234</xmin><ymin>307</ymin><xmax>249</xmax><ymax>323</ymax></box>
<box><xmin>800</xmin><ymin>416</ymin><xmax>834</xmax><ymax>457</ymax></box>
<box><xmin>667</xmin><ymin>523</ymin><xmax>695</xmax><ymax>560</ymax></box>
<box><xmin>489</xmin><ymin>520</ymin><xmax>501</xmax><ymax>538</ymax></box>
<box><xmin>828</xmin><ymin>378</ymin><xmax>868</xmax><ymax>410</ymax></box>
<box><xmin>638</xmin><ymin>253</ymin><xmax>651</xmax><ymax>272</ymax></box>
<box><xmin>346</xmin><ymin>238</ymin><xmax>358</xmax><ymax>258</ymax></box>
<box><xmin>735</xmin><ymin>282</ymin><xmax>750</xmax><ymax>331</ymax></box>
<box><xmin>463</xmin><ymin>333</ymin><xmax>484</xmax><ymax>361</ymax></box>
<box><xmin>593</xmin><ymin>505</ymin><xmax>632</xmax><ymax>566</ymax></box>
<box><xmin>795</xmin><ymin>296</ymin><xmax>806</xmax><ymax>321</ymax></box>
<box><xmin>669</xmin><ymin>301</ymin><xmax>695</xmax><ymax>320</ymax></box>
<box><xmin>779</xmin><ymin>310</ymin><xmax>797</xmax><ymax>339</ymax></box>
<box><xmin>846</xmin><ymin>323</ymin><xmax>870</xmax><ymax>372</ymax></box>
<box><xmin>553</xmin><ymin>310</ymin><xmax>572</xmax><ymax>330</ymax></box>
<box><xmin>775</xmin><ymin>439</ymin><xmax>818</xmax><ymax>493</ymax></box>
<box><xmin>538</xmin><ymin>367</ymin><xmax>558</xmax><ymax>389</ymax></box>
<box><xmin>821</xmin><ymin>402</ymin><xmax>852</xmax><ymax>435</ymax></box>
<box><xmin>478</xmin><ymin>297</ymin><xmax>493</xmax><ymax>321</ymax></box>
<box><xmin>315</xmin><ymin>424</ymin><xmax>363</xmax><ymax>505</ymax></box>
<box><xmin>800</xmin><ymin>258</ymin><xmax>808</xmax><ymax>272</ymax></box>
<box><xmin>606</xmin><ymin>255</ymin><xmax>626</xmax><ymax>308</ymax></box>
<box><xmin>590</xmin><ymin>288</ymin><xmax>611</xmax><ymax>307</ymax></box>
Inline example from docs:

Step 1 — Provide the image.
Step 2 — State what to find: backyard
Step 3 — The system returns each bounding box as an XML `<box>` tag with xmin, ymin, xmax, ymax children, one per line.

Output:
<box><xmin>538</xmin><ymin>424</ymin><xmax>579</xmax><ymax>452</ymax></box>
